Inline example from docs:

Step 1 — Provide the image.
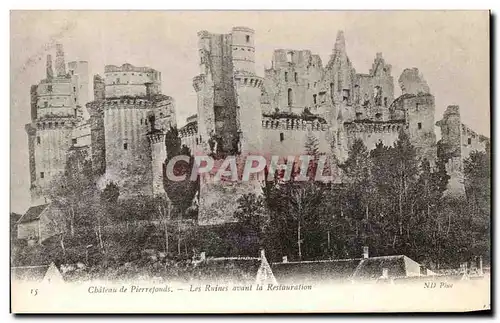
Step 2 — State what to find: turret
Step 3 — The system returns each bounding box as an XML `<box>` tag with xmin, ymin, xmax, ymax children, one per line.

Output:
<box><xmin>231</xmin><ymin>26</ymin><xmax>255</xmax><ymax>74</ymax></box>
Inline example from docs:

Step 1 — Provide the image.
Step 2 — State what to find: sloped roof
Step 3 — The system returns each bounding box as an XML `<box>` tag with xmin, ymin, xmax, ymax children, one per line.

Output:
<box><xmin>193</xmin><ymin>257</ymin><xmax>261</xmax><ymax>284</ymax></box>
<box><xmin>17</xmin><ymin>204</ymin><xmax>49</xmax><ymax>224</ymax></box>
<box><xmin>11</xmin><ymin>264</ymin><xmax>51</xmax><ymax>282</ymax></box>
<box><xmin>271</xmin><ymin>259</ymin><xmax>362</xmax><ymax>284</ymax></box>
<box><xmin>352</xmin><ymin>255</ymin><xmax>414</xmax><ymax>280</ymax></box>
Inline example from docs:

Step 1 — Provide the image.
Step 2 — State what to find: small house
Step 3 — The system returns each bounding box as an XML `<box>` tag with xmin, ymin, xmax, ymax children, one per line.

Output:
<box><xmin>16</xmin><ymin>203</ymin><xmax>63</xmax><ymax>243</ymax></box>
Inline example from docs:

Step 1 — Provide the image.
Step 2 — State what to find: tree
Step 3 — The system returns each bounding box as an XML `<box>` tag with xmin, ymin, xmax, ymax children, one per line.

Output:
<box><xmin>340</xmin><ymin>138</ymin><xmax>375</xmax><ymax>238</ymax></box>
<box><xmin>163</xmin><ymin>126</ymin><xmax>199</xmax><ymax>255</ymax></box>
<box><xmin>261</xmin><ymin>136</ymin><xmax>327</xmax><ymax>261</ymax></box>
<box><xmin>48</xmin><ymin>148</ymin><xmax>95</xmax><ymax>239</ymax></box>
<box><xmin>234</xmin><ymin>193</ymin><xmax>267</xmax><ymax>247</ymax></box>
<box><xmin>153</xmin><ymin>195</ymin><xmax>172</xmax><ymax>255</ymax></box>
<box><xmin>463</xmin><ymin>149</ymin><xmax>491</xmax><ymax>263</ymax></box>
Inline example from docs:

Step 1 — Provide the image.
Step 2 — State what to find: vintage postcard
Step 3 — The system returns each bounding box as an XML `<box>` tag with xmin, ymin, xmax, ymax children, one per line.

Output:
<box><xmin>10</xmin><ymin>10</ymin><xmax>491</xmax><ymax>313</ymax></box>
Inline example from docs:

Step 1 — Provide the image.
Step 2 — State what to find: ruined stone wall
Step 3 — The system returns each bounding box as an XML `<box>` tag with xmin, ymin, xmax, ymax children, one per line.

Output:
<box><xmin>436</xmin><ymin>105</ymin><xmax>489</xmax><ymax>197</ymax></box>
<box><xmin>93</xmin><ymin>74</ymin><xmax>105</xmax><ymax>101</ymax></box>
<box><xmin>403</xmin><ymin>94</ymin><xmax>437</xmax><ymax>163</ymax></box>
<box><xmin>261</xmin><ymin>117</ymin><xmax>330</xmax><ymax>156</ymax></box>
<box><xmin>264</xmin><ymin>50</ymin><xmax>324</xmax><ymax>115</ymax></box>
<box><xmin>355</xmin><ymin>53</ymin><xmax>395</xmax><ymax>109</ymax></box>
<box><xmin>460</xmin><ymin>123</ymin><xmax>488</xmax><ymax>159</ymax></box>
<box><xmin>344</xmin><ymin>121</ymin><xmax>403</xmax><ymax>151</ymax></box>
<box><xmin>436</xmin><ymin>105</ymin><xmax>462</xmax><ymax>158</ymax></box>
<box><xmin>323</xmin><ymin>31</ymin><xmax>357</xmax><ymax>110</ymax></box>
<box><xmin>198</xmin><ymin>158</ymin><xmax>263</xmax><ymax>226</ymax></box>
<box><xmin>195</xmin><ymin>29</ymin><xmax>239</xmax><ymax>154</ymax></box>
<box><xmin>68</xmin><ymin>61</ymin><xmax>89</xmax><ymax>107</ymax></box>
<box><xmin>71</xmin><ymin>122</ymin><xmax>91</xmax><ymax>148</ymax></box>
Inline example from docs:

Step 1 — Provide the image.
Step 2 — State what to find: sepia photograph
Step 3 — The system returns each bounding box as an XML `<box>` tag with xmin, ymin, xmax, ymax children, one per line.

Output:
<box><xmin>9</xmin><ymin>10</ymin><xmax>491</xmax><ymax>313</ymax></box>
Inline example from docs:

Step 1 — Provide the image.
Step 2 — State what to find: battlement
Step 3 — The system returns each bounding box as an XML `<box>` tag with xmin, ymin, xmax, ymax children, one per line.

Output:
<box><xmin>104</xmin><ymin>63</ymin><xmax>158</xmax><ymax>74</ymax></box>
<box><xmin>262</xmin><ymin>116</ymin><xmax>327</xmax><ymax>131</ymax></box>
<box><xmin>344</xmin><ymin>120</ymin><xmax>405</xmax><ymax>133</ymax></box>
<box><xmin>232</xmin><ymin>26</ymin><xmax>254</xmax><ymax>33</ymax></box>
<box><xmin>179</xmin><ymin>121</ymin><xmax>198</xmax><ymax>138</ymax></box>
<box><xmin>233</xmin><ymin>75</ymin><xmax>263</xmax><ymax>88</ymax></box>
<box><xmin>87</xmin><ymin>97</ymin><xmax>155</xmax><ymax>110</ymax></box>
<box><xmin>33</xmin><ymin>117</ymin><xmax>79</xmax><ymax>130</ymax></box>
<box><xmin>147</xmin><ymin>131</ymin><xmax>166</xmax><ymax>144</ymax></box>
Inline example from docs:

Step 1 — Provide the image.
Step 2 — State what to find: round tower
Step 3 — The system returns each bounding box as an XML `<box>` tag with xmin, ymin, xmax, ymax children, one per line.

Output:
<box><xmin>102</xmin><ymin>98</ymin><xmax>153</xmax><ymax>197</ymax></box>
<box><xmin>234</xmin><ymin>74</ymin><xmax>263</xmax><ymax>155</ymax></box>
<box><xmin>231</xmin><ymin>26</ymin><xmax>255</xmax><ymax>74</ymax></box>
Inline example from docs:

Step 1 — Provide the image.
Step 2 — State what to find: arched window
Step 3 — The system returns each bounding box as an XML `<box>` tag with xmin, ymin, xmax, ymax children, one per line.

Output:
<box><xmin>313</xmin><ymin>94</ymin><xmax>317</xmax><ymax>105</ymax></box>
<box><xmin>288</xmin><ymin>88</ymin><xmax>293</xmax><ymax>106</ymax></box>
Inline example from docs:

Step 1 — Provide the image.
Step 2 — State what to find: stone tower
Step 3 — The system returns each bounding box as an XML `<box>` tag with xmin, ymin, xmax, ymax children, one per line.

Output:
<box><xmin>231</xmin><ymin>26</ymin><xmax>256</xmax><ymax>74</ymax></box>
<box><xmin>231</xmin><ymin>27</ymin><xmax>263</xmax><ymax>155</ymax></box>
<box><xmin>87</xmin><ymin>63</ymin><xmax>176</xmax><ymax>198</ymax></box>
<box><xmin>194</xmin><ymin>28</ymin><xmax>240</xmax><ymax>155</ymax></box>
<box><xmin>392</xmin><ymin>68</ymin><xmax>437</xmax><ymax>164</ymax></box>
<box><xmin>436</xmin><ymin>105</ymin><xmax>466</xmax><ymax>197</ymax></box>
<box><xmin>25</xmin><ymin>44</ymin><xmax>89</xmax><ymax>205</ymax></box>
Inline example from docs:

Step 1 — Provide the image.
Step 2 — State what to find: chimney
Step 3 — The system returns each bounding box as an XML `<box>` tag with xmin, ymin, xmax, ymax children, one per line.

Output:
<box><xmin>46</xmin><ymin>55</ymin><xmax>53</xmax><ymax>79</ymax></box>
<box><xmin>420</xmin><ymin>265</ymin><xmax>427</xmax><ymax>276</ymax></box>
<box><xmin>55</xmin><ymin>43</ymin><xmax>66</xmax><ymax>77</ymax></box>
<box><xmin>200</xmin><ymin>251</ymin><xmax>206</xmax><ymax>261</ymax></box>
<box><xmin>362</xmin><ymin>246</ymin><xmax>369</xmax><ymax>259</ymax></box>
<box><xmin>282</xmin><ymin>256</ymin><xmax>288</xmax><ymax>263</ymax></box>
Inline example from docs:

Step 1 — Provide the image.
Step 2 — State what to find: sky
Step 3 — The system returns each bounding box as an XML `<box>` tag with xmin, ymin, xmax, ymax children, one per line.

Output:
<box><xmin>10</xmin><ymin>11</ymin><xmax>490</xmax><ymax>214</ymax></box>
